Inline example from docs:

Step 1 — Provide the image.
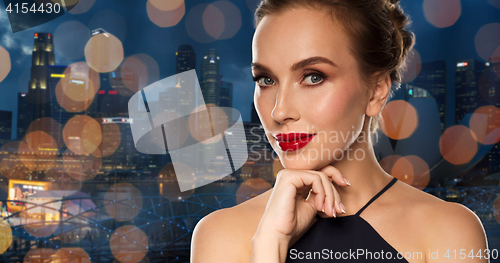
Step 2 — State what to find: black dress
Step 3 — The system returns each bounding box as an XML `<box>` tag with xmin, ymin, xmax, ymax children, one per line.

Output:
<box><xmin>286</xmin><ymin>177</ymin><xmax>409</xmax><ymax>262</ymax></box>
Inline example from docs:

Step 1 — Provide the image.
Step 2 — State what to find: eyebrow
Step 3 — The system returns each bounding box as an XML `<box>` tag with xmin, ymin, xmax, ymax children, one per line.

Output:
<box><xmin>251</xmin><ymin>56</ymin><xmax>338</xmax><ymax>72</ymax></box>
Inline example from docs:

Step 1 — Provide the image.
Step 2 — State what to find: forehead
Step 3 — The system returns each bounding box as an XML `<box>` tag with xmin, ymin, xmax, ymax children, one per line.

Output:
<box><xmin>252</xmin><ymin>7</ymin><xmax>356</xmax><ymax>71</ymax></box>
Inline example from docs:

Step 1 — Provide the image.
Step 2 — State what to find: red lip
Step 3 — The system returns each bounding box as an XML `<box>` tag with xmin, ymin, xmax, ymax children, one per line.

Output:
<box><xmin>275</xmin><ymin>133</ymin><xmax>316</xmax><ymax>151</ymax></box>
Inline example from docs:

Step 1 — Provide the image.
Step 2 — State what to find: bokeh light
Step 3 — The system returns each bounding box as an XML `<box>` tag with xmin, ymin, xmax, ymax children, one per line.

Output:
<box><xmin>246</xmin><ymin>0</ymin><xmax>261</xmax><ymax>13</ymax></box>
<box><xmin>146</xmin><ymin>0</ymin><xmax>185</xmax><ymax>28</ymax></box>
<box><xmin>189</xmin><ymin>104</ymin><xmax>228</xmax><ymax>144</ymax></box>
<box><xmin>379</xmin><ymin>155</ymin><xmax>402</xmax><ymax>175</ymax></box>
<box><xmin>84</xmin><ymin>32</ymin><xmax>124</xmax><ymax>73</ymax></box>
<box><xmin>469</xmin><ymin>106</ymin><xmax>500</xmax><ymax>145</ymax></box>
<box><xmin>391</xmin><ymin>156</ymin><xmax>414</xmax><ymax>185</ymax></box>
<box><xmin>236</xmin><ymin>178</ymin><xmax>272</xmax><ymax>204</ymax></box>
<box><xmin>158</xmin><ymin>163</ymin><xmax>195</xmax><ymax>201</ymax></box>
<box><xmin>380</xmin><ymin>100</ymin><xmax>418</xmax><ymax>140</ymax></box>
<box><xmin>63</xmin><ymin>149</ymin><xmax>102</xmax><ymax>181</ymax></box>
<box><xmin>133</xmin><ymin>54</ymin><xmax>160</xmax><ymax>87</ymax></box>
<box><xmin>203</xmin><ymin>4</ymin><xmax>225</xmax><ymax>39</ymax></box>
<box><xmin>381</xmin><ymin>155</ymin><xmax>430</xmax><ymax>189</ymax></box>
<box><xmin>404</xmin><ymin>155</ymin><xmax>430</xmax><ymax>189</ymax></box>
<box><xmin>63</xmin><ymin>115</ymin><xmax>102</xmax><ymax>155</ymax></box>
<box><xmin>26</xmin><ymin>117</ymin><xmax>65</xmax><ymax>148</ymax></box>
<box><xmin>55</xmin><ymin>248</ymin><xmax>91</xmax><ymax>263</ymax></box>
<box><xmin>24</xmin><ymin>131</ymin><xmax>59</xmax><ymax>157</ymax></box>
<box><xmin>110</xmin><ymin>225</ymin><xmax>148</xmax><ymax>263</ymax></box>
<box><xmin>439</xmin><ymin>125</ymin><xmax>478</xmax><ymax>165</ymax></box>
<box><xmin>22</xmin><ymin>212</ymin><xmax>59</xmax><ymax>238</ymax></box>
<box><xmin>54</xmin><ymin>21</ymin><xmax>91</xmax><ymax>60</ymax></box>
<box><xmin>52</xmin><ymin>0</ymin><xmax>78</xmax><ymax>9</ymax></box>
<box><xmin>488</xmin><ymin>0</ymin><xmax>500</xmax><ymax>9</ymax></box>
<box><xmin>203</xmin><ymin>1</ymin><xmax>242</xmax><ymax>40</ymax></box>
<box><xmin>88</xmin><ymin>10</ymin><xmax>127</xmax><ymax>41</ymax></box>
<box><xmin>23</xmin><ymin>248</ymin><xmax>57</xmax><ymax>262</ymax></box>
<box><xmin>56</xmin><ymin>62</ymin><xmax>100</xmax><ymax>113</ymax></box>
<box><xmin>0</xmin><ymin>46</ymin><xmax>11</xmax><ymax>82</ymax></box>
<box><xmin>423</xmin><ymin>0</ymin><xmax>461</xmax><ymax>28</ymax></box>
<box><xmin>400</xmin><ymin>49</ymin><xmax>421</xmax><ymax>83</ymax></box>
<box><xmin>492</xmin><ymin>46</ymin><xmax>500</xmax><ymax>78</ymax></box>
<box><xmin>494</xmin><ymin>193</ymin><xmax>500</xmax><ymax>224</ymax></box>
<box><xmin>45</xmin><ymin>166</ymin><xmax>82</xmax><ymax>191</ymax></box>
<box><xmin>0</xmin><ymin>141</ymin><xmax>31</xmax><ymax>179</ymax></box>
<box><xmin>186</xmin><ymin>4</ymin><xmax>216</xmax><ymax>43</ymax></box>
<box><xmin>91</xmin><ymin>118</ymin><xmax>121</xmax><ymax>157</ymax></box>
<box><xmin>120</xmin><ymin>56</ymin><xmax>148</xmax><ymax>95</ymax></box>
<box><xmin>20</xmin><ymin>131</ymin><xmax>58</xmax><ymax>171</ymax></box>
<box><xmin>149</xmin><ymin>0</ymin><xmax>183</xmax><ymax>11</ymax></box>
<box><xmin>68</xmin><ymin>0</ymin><xmax>96</xmax><ymax>14</ymax></box>
<box><xmin>474</xmin><ymin>23</ymin><xmax>500</xmax><ymax>62</ymax></box>
<box><xmin>0</xmin><ymin>218</ymin><xmax>12</xmax><ymax>254</ymax></box>
<box><xmin>114</xmin><ymin>53</ymin><xmax>159</xmax><ymax>96</ymax></box>
<box><xmin>104</xmin><ymin>183</ymin><xmax>143</xmax><ymax>221</ymax></box>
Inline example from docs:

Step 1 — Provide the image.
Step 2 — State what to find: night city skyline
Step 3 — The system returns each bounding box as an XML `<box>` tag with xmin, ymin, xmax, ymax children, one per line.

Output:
<box><xmin>0</xmin><ymin>0</ymin><xmax>500</xmax><ymax>262</ymax></box>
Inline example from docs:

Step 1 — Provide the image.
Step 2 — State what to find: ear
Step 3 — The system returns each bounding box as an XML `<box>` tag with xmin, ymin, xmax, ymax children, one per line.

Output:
<box><xmin>366</xmin><ymin>73</ymin><xmax>391</xmax><ymax>117</ymax></box>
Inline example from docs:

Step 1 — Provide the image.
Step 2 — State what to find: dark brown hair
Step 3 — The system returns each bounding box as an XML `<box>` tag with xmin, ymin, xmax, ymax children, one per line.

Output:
<box><xmin>254</xmin><ymin>0</ymin><xmax>415</xmax><ymax>138</ymax></box>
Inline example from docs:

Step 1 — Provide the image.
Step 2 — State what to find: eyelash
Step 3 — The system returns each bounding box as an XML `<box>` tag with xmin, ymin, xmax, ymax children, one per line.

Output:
<box><xmin>252</xmin><ymin>71</ymin><xmax>327</xmax><ymax>88</ymax></box>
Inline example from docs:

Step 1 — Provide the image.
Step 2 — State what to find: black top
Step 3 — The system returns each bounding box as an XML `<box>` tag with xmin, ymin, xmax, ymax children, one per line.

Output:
<box><xmin>286</xmin><ymin>177</ymin><xmax>408</xmax><ymax>262</ymax></box>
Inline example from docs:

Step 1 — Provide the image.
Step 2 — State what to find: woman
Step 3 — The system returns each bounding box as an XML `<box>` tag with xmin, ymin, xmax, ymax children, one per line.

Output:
<box><xmin>191</xmin><ymin>0</ymin><xmax>489</xmax><ymax>262</ymax></box>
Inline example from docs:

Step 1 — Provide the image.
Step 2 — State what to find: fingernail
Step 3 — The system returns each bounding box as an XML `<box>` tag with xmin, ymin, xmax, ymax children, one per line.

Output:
<box><xmin>332</xmin><ymin>207</ymin><xmax>336</xmax><ymax>218</ymax></box>
<box><xmin>322</xmin><ymin>203</ymin><xmax>325</xmax><ymax>213</ymax></box>
<box><xmin>340</xmin><ymin>203</ymin><xmax>346</xmax><ymax>214</ymax></box>
<box><xmin>343</xmin><ymin>178</ymin><xmax>351</xmax><ymax>186</ymax></box>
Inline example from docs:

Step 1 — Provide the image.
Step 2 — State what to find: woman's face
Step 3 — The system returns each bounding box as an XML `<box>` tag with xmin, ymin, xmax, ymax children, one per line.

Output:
<box><xmin>252</xmin><ymin>7</ymin><xmax>373</xmax><ymax>170</ymax></box>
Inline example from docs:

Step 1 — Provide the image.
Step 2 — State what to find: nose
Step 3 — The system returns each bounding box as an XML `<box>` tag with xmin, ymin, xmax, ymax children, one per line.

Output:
<box><xmin>271</xmin><ymin>84</ymin><xmax>300</xmax><ymax>125</ymax></box>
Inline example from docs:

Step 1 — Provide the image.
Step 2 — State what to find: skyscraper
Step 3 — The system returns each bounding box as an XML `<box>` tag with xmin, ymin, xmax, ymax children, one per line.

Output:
<box><xmin>176</xmin><ymin>45</ymin><xmax>197</xmax><ymax>115</ymax></box>
<box><xmin>200</xmin><ymin>49</ymin><xmax>223</xmax><ymax>172</ymax></box>
<box><xmin>28</xmin><ymin>32</ymin><xmax>55</xmax><ymax>123</ymax></box>
<box><xmin>455</xmin><ymin>59</ymin><xmax>486</xmax><ymax>124</ymax></box>
<box><xmin>220</xmin><ymin>80</ymin><xmax>233</xmax><ymax>108</ymax></box>
<box><xmin>46</xmin><ymin>65</ymin><xmax>75</xmax><ymax>125</ymax></box>
<box><xmin>176</xmin><ymin>45</ymin><xmax>196</xmax><ymax>74</ymax></box>
<box><xmin>0</xmin><ymin>110</ymin><xmax>12</xmax><ymax>147</ymax></box>
<box><xmin>200</xmin><ymin>49</ymin><xmax>221</xmax><ymax>106</ymax></box>
<box><xmin>412</xmin><ymin>61</ymin><xmax>446</xmax><ymax>132</ymax></box>
<box><xmin>17</xmin><ymin>92</ymin><xmax>28</xmax><ymax>140</ymax></box>
<box><xmin>483</xmin><ymin>59</ymin><xmax>500</xmax><ymax>174</ymax></box>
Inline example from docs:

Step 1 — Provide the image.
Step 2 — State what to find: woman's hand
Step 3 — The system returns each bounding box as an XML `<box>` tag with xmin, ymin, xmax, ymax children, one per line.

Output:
<box><xmin>254</xmin><ymin>165</ymin><xmax>350</xmax><ymax>244</ymax></box>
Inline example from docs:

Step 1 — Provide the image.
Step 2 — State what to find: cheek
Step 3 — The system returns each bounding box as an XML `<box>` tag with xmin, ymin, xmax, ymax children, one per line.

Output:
<box><xmin>303</xmin><ymin>88</ymin><xmax>355</xmax><ymax>125</ymax></box>
<box><xmin>303</xmin><ymin>84</ymin><xmax>366</xmax><ymax>137</ymax></box>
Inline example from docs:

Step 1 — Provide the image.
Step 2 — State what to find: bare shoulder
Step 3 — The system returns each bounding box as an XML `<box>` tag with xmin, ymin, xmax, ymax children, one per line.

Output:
<box><xmin>391</xmin><ymin>181</ymin><xmax>488</xmax><ymax>260</ymax></box>
<box><xmin>419</xmin><ymin>198</ymin><xmax>488</xmax><ymax>253</ymax></box>
<box><xmin>191</xmin><ymin>189</ymin><xmax>272</xmax><ymax>263</ymax></box>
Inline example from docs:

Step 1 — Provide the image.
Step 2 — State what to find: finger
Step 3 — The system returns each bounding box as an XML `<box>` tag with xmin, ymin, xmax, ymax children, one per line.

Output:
<box><xmin>331</xmin><ymin>182</ymin><xmax>345</xmax><ymax>216</ymax></box>
<box><xmin>290</xmin><ymin>172</ymin><xmax>326</xmax><ymax>212</ymax></box>
<box><xmin>316</xmin><ymin>171</ymin><xmax>335</xmax><ymax>218</ymax></box>
<box><xmin>320</xmin><ymin>165</ymin><xmax>350</xmax><ymax>187</ymax></box>
<box><xmin>307</xmin><ymin>170</ymin><xmax>339</xmax><ymax>218</ymax></box>
<box><xmin>299</xmin><ymin>185</ymin><xmax>312</xmax><ymax>200</ymax></box>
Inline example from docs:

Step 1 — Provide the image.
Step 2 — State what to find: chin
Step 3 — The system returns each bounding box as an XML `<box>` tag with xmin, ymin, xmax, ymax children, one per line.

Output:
<box><xmin>279</xmin><ymin>156</ymin><xmax>330</xmax><ymax>171</ymax></box>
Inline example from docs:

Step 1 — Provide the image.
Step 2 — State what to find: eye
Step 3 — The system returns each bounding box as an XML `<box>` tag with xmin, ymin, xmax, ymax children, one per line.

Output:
<box><xmin>253</xmin><ymin>76</ymin><xmax>275</xmax><ymax>86</ymax></box>
<box><xmin>303</xmin><ymin>73</ymin><xmax>324</xmax><ymax>85</ymax></box>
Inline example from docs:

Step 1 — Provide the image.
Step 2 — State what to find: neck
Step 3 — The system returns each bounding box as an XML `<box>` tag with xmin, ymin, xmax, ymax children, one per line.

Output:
<box><xmin>329</xmin><ymin>120</ymin><xmax>393</xmax><ymax>215</ymax></box>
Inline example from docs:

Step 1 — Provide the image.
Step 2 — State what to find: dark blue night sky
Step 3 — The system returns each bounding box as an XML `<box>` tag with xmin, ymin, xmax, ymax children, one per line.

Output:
<box><xmin>0</xmin><ymin>0</ymin><xmax>500</xmax><ymax>139</ymax></box>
